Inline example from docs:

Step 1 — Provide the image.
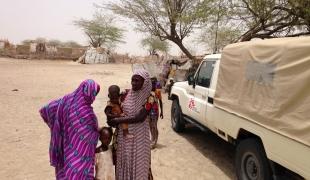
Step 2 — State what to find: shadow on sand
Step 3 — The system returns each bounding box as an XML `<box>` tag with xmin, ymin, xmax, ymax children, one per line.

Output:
<box><xmin>179</xmin><ymin>126</ymin><xmax>236</xmax><ymax>179</ymax></box>
<box><xmin>179</xmin><ymin>125</ymin><xmax>303</xmax><ymax>180</ymax></box>
<box><xmin>154</xmin><ymin>143</ymin><xmax>167</xmax><ymax>150</ymax></box>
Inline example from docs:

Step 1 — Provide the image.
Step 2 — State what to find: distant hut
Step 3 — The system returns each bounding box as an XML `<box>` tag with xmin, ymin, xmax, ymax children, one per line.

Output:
<box><xmin>78</xmin><ymin>47</ymin><xmax>109</xmax><ymax>64</ymax></box>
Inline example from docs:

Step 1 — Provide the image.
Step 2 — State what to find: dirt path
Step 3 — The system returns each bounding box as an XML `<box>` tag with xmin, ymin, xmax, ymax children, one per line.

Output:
<box><xmin>0</xmin><ymin>58</ymin><xmax>236</xmax><ymax>180</ymax></box>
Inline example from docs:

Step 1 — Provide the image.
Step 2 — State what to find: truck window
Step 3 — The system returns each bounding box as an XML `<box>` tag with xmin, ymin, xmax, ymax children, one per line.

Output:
<box><xmin>195</xmin><ymin>61</ymin><xmax>216</xmax><ymax>88</ymax></box>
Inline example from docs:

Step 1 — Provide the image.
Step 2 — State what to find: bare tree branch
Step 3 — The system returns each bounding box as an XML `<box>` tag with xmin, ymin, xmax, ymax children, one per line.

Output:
<box><xmin>107</xmin><ymin>0</ymin><xmax>207</xmax><ymax>60</ymax></box>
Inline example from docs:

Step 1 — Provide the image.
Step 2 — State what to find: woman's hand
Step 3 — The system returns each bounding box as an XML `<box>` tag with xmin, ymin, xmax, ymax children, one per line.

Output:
<box><xmin>107</xmin><ymin>107</ymin><xmax>148</xmax><ymax>126</ymax></box>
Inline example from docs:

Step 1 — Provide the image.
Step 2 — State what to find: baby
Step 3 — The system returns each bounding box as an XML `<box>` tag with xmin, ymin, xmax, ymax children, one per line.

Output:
<box><xmin>95</xmin><ymin>127</ymin><xmax>115</xmax><ymax>180</ymax></box>
<box><xmin>104</xmin><ymin>85</ymin><xmax>128</xmax><ymax>136</ymax></box>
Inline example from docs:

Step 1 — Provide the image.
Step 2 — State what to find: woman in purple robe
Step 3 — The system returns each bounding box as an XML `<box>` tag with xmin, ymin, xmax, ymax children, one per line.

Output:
<box><xmin>39</xmin><ymin>79</ymin><xmax>100</xmax><ymax>180</ymax></box>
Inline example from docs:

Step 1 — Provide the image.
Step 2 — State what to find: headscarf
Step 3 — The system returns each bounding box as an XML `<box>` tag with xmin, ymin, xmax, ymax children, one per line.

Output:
<box><xmin>122</xmin><ymin>69</ymin><xmax>152</xmax><ymax>116</ymax></box>
<box><xmin>39</xmin><ymin>79</ymin><xmax>100</xmax><ymax>167</ymax></box>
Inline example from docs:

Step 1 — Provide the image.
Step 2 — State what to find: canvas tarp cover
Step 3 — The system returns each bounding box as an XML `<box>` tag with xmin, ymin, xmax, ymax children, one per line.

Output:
<box><xmin>84</xmin><ymin>48</ymin><xmax>108</xmax><ymax>64</ymax></box>
<box><xmin>214</xmin><ymin>37</ymin><xmax>310</xmax><ymax>146</ymax></box>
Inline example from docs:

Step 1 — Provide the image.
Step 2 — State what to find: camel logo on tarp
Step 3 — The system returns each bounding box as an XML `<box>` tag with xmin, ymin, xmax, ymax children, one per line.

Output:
<box><xmin>188</xmin><ymin>98</ymin><xmax>199</xmax><ymax>113</ymax></box>
<box><xmin>246</xmin><ymin>60</ymin><xmax>276</xmax><ymax>85</ymax></box>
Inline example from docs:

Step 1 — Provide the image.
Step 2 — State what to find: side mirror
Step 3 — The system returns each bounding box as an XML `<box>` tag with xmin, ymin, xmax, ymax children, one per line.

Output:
<box><xmin>187</xmin><ymin>75</ymin><xmax>195</xmax><ymax>86</ymax></box>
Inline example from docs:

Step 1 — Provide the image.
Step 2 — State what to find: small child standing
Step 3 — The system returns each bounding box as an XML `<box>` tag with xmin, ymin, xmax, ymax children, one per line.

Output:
<box><xmin>145</xmin><ymin>77</ymin><xmax>163</xmax><ymax>149</ymax></box>
<box><xmin>95</xmin><ymin>127</ymin><xmax>115</xmax><ymax>180</ymax></box>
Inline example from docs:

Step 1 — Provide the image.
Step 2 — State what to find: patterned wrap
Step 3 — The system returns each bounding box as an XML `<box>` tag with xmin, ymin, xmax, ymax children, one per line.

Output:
<box><xmin>39</xmin><ymin>79</ymin><xmax>100</xmax><ymax>180</ymax></box>
<box><xmin>116</xmin><ymin>69</ymin><xmax>152</xmax><ymax>180</ymax></box>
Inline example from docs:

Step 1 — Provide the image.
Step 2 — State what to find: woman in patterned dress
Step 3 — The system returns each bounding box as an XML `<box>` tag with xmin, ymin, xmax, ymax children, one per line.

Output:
<box><xmin>108</xmin><ymin>69</ymin><xmax>152</xmax><ymax>180</ymax></box>
<box><xmin>39</xmin><ymin>79</ymin><xmax>100</xmax><ymax>180</ymax></box>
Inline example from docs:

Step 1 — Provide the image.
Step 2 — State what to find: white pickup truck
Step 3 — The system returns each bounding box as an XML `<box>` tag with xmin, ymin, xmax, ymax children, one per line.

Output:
<box><xmin>169</xmin><ymin>37</ymin><xmax>310</xmax><ymax>180</ymax></box>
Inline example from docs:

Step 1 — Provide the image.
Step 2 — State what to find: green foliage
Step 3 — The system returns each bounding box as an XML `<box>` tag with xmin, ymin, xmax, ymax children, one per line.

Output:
<box><xmin>105</xmin><ymin>0</ymin><xmax>309</xmax><ymax>56</ymax></box>
<box><xmin>197</xmin><ymin>0</ymin><xmax>242</xmax><ymax>52</ymax></box>
<box><xmin>73</xmin><ymin>12</ymin><xmax>124</xmax><ymax>48</ymax></box>
<box><xmin>199</xmin><ymin>26</ymin><xmax>241</xmax><ymax>52</ymax></box>
<box><xmin>231</xmin><ymin>0</ymin><xmax>310</xmax><ymax>41</ymax></box>
<box><xmin>198</xmin><ymin>0</ymin><xmax>310</xmax><ymax>49</ymax></box>
<box><xmin>141</xmin><ymin>36</ymin><xmax>169</xmax><ymax>55</ymax></box>
<box><xmin>108</xmin><ymin>0</ymin><xmax>213</xmax><ymax>60</ymax></box>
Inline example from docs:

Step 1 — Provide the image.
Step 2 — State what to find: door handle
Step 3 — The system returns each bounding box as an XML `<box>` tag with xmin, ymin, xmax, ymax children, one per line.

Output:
<box><xmin>208</xmin><ymin>97</ymin><xmax>214</xmax><ymax>104</ymax></box>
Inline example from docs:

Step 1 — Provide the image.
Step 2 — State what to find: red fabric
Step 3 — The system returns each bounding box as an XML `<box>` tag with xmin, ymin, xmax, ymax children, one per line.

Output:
<box><xmin>145</xmin><ymin>103</ymin><xmax>152</xmax><ymax>111</ymax></box>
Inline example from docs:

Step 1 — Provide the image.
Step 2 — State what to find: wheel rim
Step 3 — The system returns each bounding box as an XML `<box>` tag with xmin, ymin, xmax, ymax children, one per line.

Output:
<box><xmin>241</xmin><ymin>152</ymin><xmax>260</xmax><ymax>180</ymax></box>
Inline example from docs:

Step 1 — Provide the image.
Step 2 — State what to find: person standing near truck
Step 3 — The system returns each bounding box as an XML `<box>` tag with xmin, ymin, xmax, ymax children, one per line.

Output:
<box><xmin>146</xmin><ymin>77</ymin><xmax>164</xmax><ymax>149</ymax></box>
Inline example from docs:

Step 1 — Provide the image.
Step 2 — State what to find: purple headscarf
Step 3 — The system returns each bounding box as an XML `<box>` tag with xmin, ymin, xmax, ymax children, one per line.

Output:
<box><xmin>40</xmin><ymin>79</ymin><xmax>100</xmax><ymax>179</ymax></box>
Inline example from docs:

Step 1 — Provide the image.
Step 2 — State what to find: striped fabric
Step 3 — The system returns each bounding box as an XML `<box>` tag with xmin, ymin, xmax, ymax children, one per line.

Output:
<box><xmin>39</xmin><ymin>79</ymin><xmax>100</xmax><ymax>180</ymax></box>
<box><xmin>116</xmin><ymin>69</ymin><xmax>152</xmax><ymax>180</ymax></box>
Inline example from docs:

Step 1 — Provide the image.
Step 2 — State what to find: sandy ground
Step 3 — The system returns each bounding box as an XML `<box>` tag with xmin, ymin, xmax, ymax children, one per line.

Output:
<box><xmin>0</xmin><ymin>57</ymin><xmax>236</xmax><ymax>180</ymax></box>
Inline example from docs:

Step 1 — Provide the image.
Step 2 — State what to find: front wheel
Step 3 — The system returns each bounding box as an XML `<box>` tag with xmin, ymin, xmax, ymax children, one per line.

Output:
<box><xmin>235</xmin><ymin>138</ymin><xmax>272</xmax><ymax>180</ymax></box>
<box><xmin>171</xmin><ymin>99</ymin><xmax>185</xmax><ymax>132</ymax></box>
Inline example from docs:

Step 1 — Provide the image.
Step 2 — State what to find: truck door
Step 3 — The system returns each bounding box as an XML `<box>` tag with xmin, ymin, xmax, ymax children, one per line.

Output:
<box><xmin>191</xmin><ymin>61</ymin><xmax>216</xmax><ymax>125</ymax></box>
<box><xmin>183</xmin><ymin>82</ymin><xmax>195</xmax><ymax>117</ymax></box>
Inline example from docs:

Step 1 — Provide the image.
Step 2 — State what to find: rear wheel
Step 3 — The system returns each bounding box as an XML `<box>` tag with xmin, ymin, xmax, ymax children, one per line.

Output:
<box><xmin>171</xmin><ymin>99</ymin><xmax>185</xmax><ymax>132</ymax></box>
<box><xmin>235</xmin><ymin>138</ymin><xmax>272</xmax><ymax>180</ymax></box>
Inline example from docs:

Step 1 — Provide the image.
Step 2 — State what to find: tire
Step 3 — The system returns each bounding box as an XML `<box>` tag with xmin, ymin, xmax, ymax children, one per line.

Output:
<box><xmin>235</xmin><ymin>138</ymin><xmax>272</xmax><ymax>180</ymax></box>
<box><xmin>171</xmin><ymin>99</ymin><xmax>185</xmax><ymax>132</ymax></box>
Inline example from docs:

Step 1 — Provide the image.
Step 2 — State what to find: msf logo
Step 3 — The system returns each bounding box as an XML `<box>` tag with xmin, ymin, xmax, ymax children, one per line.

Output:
<box><xmin>188</xmin><ymin>98</ymin><xmax>195</xmax><ymax>110</ymax></box>
<box><xmin>189</xmin><ymin>98</ymin><xmax>199</xmax><ymax>113</ymax></box>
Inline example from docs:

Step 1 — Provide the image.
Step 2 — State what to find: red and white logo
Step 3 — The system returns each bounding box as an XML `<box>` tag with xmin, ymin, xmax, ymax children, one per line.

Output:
<box><xmin>188</xmin><ymin>98</ymin><xmax>195</xmax><ymax>110</ymax></box>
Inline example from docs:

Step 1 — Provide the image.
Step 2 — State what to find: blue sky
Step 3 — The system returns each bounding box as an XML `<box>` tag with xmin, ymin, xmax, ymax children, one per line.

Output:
<box><xmin>0</xmin><ymin>0</ymin><xmax>204</xmax><ymax>56</ymax></box>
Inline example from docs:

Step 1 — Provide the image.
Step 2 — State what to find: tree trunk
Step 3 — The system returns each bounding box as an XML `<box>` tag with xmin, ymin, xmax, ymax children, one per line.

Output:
<box><xmin>168</xmin><ymin>21</ymin><xmax>197</xmax><ymax>63</ymax></box>
<box><xmin>170</xmin><ymin>38</ymin><xmax>193</xmax><ymax>59</ymax></box>
<box><xmin>171</xmin><ymin>38</ymin><xmax>198</xmax><ymax>64</ymax></box>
